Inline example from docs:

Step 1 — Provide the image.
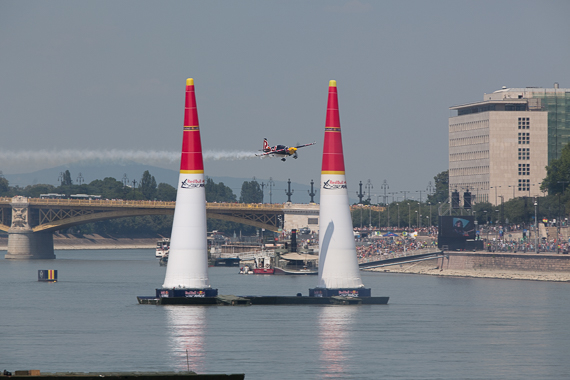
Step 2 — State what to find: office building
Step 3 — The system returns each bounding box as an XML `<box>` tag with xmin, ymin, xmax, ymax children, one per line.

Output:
<box><xmin>449</xmin><ymin>84</ymin><xmax>570</xmax><ymax>206</ymax></box>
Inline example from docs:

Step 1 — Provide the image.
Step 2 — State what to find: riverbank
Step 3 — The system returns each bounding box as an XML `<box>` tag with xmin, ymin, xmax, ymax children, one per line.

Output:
<box><xmin>367</xmin><ymin>255</ymin><xmax>570</xmax><ymax>282</ymax></box>
<box><xmin>0</xmin><ymin>233</ymin><xmax>159</xmax><ymax>250</ymax></box>
<box><xmin>3</xmin><ymin>234</ymin><xmax>570</xmax><ymax>283</ymax></box>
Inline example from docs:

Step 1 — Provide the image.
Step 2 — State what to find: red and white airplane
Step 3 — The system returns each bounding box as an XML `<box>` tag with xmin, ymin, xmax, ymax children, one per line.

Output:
<box><xmin>256</xmin><ymin>138</ymin><xmax>316</xmax><ymax>161</ymax></box>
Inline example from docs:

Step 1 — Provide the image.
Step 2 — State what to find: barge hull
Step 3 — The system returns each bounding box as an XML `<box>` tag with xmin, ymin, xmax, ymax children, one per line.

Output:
<box><xmin>137</xmin><ymin>295</ymin><xmax>388</xmax><ymax>306</ymax></box>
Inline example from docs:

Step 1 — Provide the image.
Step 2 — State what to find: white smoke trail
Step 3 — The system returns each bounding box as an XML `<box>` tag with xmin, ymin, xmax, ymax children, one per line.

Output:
<box><xmin>0</xmin><ymin>149</ymin><xmax>258</xmax><ymax>168</ymax></box>
<box><xmin>203</xmin><ymin>151</ymin><xmax>258</xmax><ymax>161</ymax></box>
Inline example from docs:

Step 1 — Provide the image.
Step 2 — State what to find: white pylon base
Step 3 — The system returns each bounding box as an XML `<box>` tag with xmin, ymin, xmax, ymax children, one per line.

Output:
<box><xmin>309</xmin><ymin>287</ymin><xmax>371</xmax><ymax>297</ymax></box>
<box><xmin>156</xmin><ymin>288</ymin><xmax>219</xmax><ymax>298</ymax></box>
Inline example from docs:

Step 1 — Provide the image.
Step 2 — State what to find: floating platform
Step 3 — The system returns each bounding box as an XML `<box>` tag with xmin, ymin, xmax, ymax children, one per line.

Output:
<box><xmin>38</xmin><ymin>270</ymin><xmax>57</xmax><ymax>282</ymax></box>
<box><xmin>137</xmin><ymin>294</ymin><xmax>388</xmax><ymax>306</ymax></box>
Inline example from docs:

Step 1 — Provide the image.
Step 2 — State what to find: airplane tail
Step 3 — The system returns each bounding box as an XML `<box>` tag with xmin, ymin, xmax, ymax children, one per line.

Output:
<box><xmin>263</xmin><ymin>138</ymin><xmax>270</xmax><ymax>152</ymax></box>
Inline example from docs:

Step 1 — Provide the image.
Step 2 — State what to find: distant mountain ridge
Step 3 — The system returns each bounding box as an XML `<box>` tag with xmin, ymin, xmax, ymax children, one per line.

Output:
<box><xmin>3</xmin><ymin>160</ymin><xmax>327</xmax><ymax>204</ymax></box>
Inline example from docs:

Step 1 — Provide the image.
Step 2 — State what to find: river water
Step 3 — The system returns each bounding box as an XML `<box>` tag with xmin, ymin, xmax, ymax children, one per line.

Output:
<box><xmin>2</xmin><ymin>249</ymin><xmax>570</xmax><ymax>379</ymax></box>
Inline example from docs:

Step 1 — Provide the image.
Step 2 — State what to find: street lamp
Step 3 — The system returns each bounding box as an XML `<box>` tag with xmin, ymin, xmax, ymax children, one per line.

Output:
<box><xmin>499</xmin><ymin>195</ymin><xmax>504</xmax><ymax>225</ymax></box>
<box><xmin>535</xmin><ymin>198</ymin><xmax>538</xmax><ymax>254</ymax></box>
<box><xmin>508</xmin><ymin>185</ymin><xmax>515</xmax><ymax>200</ymax></box>
<box><xmin>268</xmin><ymin>177</ymin><xmax>275</xmax><ymax>204</ymax></box>
<box><xmin>132</xmin><ymin>179</ymin><xmax>138</xmax><ymax>198</ymax></box>
<box><xmin>397</xmin><ymin>203</ymin><xmax>400</xmax><ymax>229</ymax></box>
<box><xmin>474</xmin><ymin>213</ymin><xmax>478</xmax><ymax>240</ymax></box>
<box><xmin>380</xmin><ymin>180</ymin><xmax>389</xmax><ymax>205</ymax></box>
<box><xmin>366</xmin><ymin>179</ymin><xmax>373</xmax><ymax>203</ymax></box>
<box><xmin>557</xmin><ymin>181</ymin><xmax>568</xmax><ymax>242</ymax></box>
<box><xmin>261</xmin><ymin>181</ymin><xmax>266</xmax><ymax>203</ymax></box>
<box><xmin>484</xmin><ymin>210</ymin><xmax>489</xmax><ymax>240</ymax></box>
<box><xmin>377</xmin><ymin>195</ymin><xmax>382</xmax><ymax>230</ymax></box>
<box><xmin>490</xmin><ymin>186</ymin><xmax>501</xmax><ymax>206</ymax></box>
<box><xmin>415</xmin><ymin>201</ymin><xmax>422</xmax><ymax>228</ymax></box>
<box><xmin>122</xmin><ymin>174</ymin><xmax>129</xmax><ymax>199</ymax></box>
<box><xmin>418</xmin><ymin>203</ymin><xmax>422</xmax><ymax>228</ymax></box>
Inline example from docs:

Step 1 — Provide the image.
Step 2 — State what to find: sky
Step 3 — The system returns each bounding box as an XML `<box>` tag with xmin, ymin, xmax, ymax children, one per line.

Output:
<box><xmin>1</xmin><ymin>0</ymin><xmax>569</xmax><ymax>202</ymax></box>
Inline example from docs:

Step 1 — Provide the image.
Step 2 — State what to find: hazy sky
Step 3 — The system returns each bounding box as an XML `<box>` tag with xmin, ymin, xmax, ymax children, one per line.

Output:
<box><xmin>1</xmin><ymin>1</ymin><xmax>569</xmax><ymax>201</ymax></box>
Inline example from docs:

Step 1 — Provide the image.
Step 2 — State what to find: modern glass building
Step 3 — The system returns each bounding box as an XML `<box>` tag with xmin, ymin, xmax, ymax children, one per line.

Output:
<box><xmin>530</xmin><ymin>89</ymin><xmax>570</xmax><ymax>163</ymax></box>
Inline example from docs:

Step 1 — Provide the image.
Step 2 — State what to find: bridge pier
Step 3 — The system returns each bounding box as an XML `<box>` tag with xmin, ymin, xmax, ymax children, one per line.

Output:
<box><xmin>5</xmin><ymin>230</ymin><xmax>55</xmax><ymax>260</ymax></box>
<box><xmin>4</xmin><ymin>196</ymin><xmax>55</xmax><ymax>260</ymax></box>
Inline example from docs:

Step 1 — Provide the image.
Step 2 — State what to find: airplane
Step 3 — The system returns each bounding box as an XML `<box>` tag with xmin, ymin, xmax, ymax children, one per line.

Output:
<box><xmin>256</xmin><ymin>138</ymin><xmax>316</xmax><ymax>161</ymax></box>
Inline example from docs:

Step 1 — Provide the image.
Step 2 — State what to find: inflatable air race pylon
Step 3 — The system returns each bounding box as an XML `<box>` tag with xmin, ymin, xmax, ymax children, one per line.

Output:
<box><xmin>310</xmin><ymin>80</ymin><xmax>370</xmax><ymax>298</ymax></box>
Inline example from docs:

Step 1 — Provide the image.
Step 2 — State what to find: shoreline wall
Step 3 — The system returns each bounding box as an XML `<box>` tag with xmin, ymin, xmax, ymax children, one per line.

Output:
<box><xmin>442</xmin><ymin>251</ymin><xmax>570</xmax><ymax>272</ymax></box>
<box><xmin>0</xmin><ymin>234</ymin><xmax>158</xmax><ymax>251</ymax></box>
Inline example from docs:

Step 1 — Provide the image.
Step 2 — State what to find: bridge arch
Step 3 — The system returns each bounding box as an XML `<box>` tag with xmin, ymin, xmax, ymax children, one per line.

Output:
<box><xmin>32</xmin><ymin>210</ymin><xmax>280</xmax><ymax>233</ymax></box>
<box><xmin>33</xmin><ymin>209</ymin><xmax>175</xmax><ymax>233</ymax></box>
<box><xmin>2</xmin><ymin>197</ymin><xmax>317</xmax><ymax>259</ymax></box>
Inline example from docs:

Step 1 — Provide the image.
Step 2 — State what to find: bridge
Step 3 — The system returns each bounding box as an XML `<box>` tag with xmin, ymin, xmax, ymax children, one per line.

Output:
<box><xmin>0</xmin><ymin>196</ymin><xmax>318</xmax><ymax>259</ymax></box>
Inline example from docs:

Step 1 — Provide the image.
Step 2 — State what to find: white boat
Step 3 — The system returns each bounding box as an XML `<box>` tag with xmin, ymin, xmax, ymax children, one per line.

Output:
<box><xmin>155</xmin><ymin>238</ymin><xmax>170</xmax><ymax>258</ymax></box>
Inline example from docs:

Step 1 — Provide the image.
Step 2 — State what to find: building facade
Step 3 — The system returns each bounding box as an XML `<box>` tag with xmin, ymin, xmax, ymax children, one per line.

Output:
<box><xmin>449</xmin><ymin>84</ymin><xmax>570</xmax><ymax>206</ymax></box>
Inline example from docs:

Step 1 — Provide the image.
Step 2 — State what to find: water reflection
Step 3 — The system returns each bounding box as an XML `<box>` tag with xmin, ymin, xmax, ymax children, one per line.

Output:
<box><xmin>165</xmin><ymin>306</ymin><xmax>207</xmax><ymax>373</ymax></box>
<box><xmin>317</xmin><ymin>306</ymin><xmax>357</xmax><ymax>378</ymax></box>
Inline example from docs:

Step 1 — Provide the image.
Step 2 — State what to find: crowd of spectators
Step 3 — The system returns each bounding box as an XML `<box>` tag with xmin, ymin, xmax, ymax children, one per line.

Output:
<box><xmin>356</xmin><ymin>234</ymin><xmax>438</xmax><ymax>262</ymax></box>
<box><xmin>484</xmin><ymin>239</ymin><xmax>569</xmax><ymax>254</ymax></box>
<box><xmin>269</xmin><ymin>222</ymin><xmax>570</xmax><ymax>257</ymax></box>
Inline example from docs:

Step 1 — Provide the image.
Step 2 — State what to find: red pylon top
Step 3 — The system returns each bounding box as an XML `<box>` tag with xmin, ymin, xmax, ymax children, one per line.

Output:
<box><xmin>321</xmin><ymin>80</ymin><xmax>345</xmax><ymax>174</ymax></box>
<box><xmin>180</xmin><ymin>78</ymin><xmax>204</xmax><ymax>173</ymax></box>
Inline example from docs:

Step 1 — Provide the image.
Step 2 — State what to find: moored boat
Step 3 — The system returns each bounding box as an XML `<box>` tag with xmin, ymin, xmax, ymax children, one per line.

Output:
<box><xmin>214</xmin><ymin>257</ymin><xmax>241</xmax><ymax>267</ymax></box>
<box><xmin>239</xmin><ymin>255</ymin><xmax>276</xmax><ymax>274</ymax></box>
<box><xmin>253</xmin><ymin>267</ymin><xmax>275</xmax><ymax>274</ymax></box>
<box><xmin>252</xmin><ymin>255</ymin><xmax>274</xmax><ymax>274</ymax></box>
<box><xmin>239</xmin><ymin>251</ymin><xmax>318</xmax><ymax>275</ymax></box>
<box><xmin>155</xmin><ymin>238</ymin><xmax>170</xmax><ymax>258</ymax></box>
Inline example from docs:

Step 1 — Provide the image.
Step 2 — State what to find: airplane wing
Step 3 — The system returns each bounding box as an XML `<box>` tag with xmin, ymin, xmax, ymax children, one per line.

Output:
<box><xmin>255</xmin><ymin>147</ymin><xmax>289</xmax><ymax>157</ymax></box>
<box><xmin>294</xmin><ymin>142</ymin><xmax>316</xmax><ymax>149</ymax></box>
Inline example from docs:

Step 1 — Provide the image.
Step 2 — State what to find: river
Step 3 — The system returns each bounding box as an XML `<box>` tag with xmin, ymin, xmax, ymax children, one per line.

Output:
<box><xmin>2</xmin><ymin>249</ymin><xmax>570</xmax><ymax>379</ymax></box>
